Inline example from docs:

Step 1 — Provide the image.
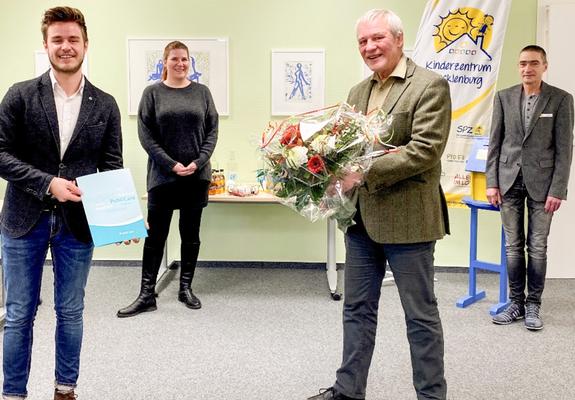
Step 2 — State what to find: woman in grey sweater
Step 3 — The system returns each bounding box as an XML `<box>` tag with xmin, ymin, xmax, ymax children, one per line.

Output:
<box><xmin>118</xmin><ymin>41</ymin><xmax>218</xmax><ymax>317</ymax></box>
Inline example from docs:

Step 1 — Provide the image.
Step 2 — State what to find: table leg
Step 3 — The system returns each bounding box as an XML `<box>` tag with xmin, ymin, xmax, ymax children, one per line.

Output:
<box><xmin>490</xmin><ymin>227</ymin><xmax>509</xmax><ymax>315</ymax></box>
<box><xmin>383</xmin><ymin>270</ymin><xmax>395</xmax><ymax>284</ymax></box>
<box><xmin>156</xmin><ymin>245</ymin><xmax>169</xmax><ymax>282</ymax></box>
<box><xmin>154</xmin><ymin>245</ymin><xmax>175</xmax><ymax>296</ymax></box>
<box><xmin>456</xmin><ymin>207</ymin><xmax>486</xmax><ymax>308</ymax></box>
<box><xmin>327</xmin><ymin>219</ymin><xmax>341</xmax><ymax>300</ymax></box>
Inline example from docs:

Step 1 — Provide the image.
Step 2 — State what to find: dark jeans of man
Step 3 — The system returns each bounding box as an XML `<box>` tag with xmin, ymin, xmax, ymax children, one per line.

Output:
<box><xmin>500</xmin><ymin>174</ymin><xmax>553</xmax><ymax>306</ymax></box>
<box><xmin>2</xmin><ymin>211</ymin><xmax>93</xmax><ymax>398</ymax></box>
<box><xmin>333</xmin><ymin>223</ymin><xmax>446</xmax><ymax>400</ymax></box>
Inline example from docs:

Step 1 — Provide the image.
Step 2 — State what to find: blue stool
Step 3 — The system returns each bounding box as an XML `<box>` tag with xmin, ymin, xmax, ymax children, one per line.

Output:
<box><xmin>456</xmin><ymin>197</ymin><xmax>509</xmax><ymax>315</ymax></box>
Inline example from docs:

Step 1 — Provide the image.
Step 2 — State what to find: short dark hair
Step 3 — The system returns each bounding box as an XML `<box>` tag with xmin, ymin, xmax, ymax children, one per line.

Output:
<box><xmin>520</xmin><ymin>45</ymin><xmax>547</xmax><ymax>64</ymax></box>
<box><xmin>41</xmin><ymin>6</ymin><xmax>88</xmax><ymax>42</ymax></box>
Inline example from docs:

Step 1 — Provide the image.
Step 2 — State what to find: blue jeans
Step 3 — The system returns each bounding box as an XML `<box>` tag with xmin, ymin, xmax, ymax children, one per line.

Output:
<box><xmin>500</xmin><ymin>174</ymin><xmax>553</xmax><ymax>305</ymax></box>
<box><xmin>2</xmin><ymin>211</ymin><xmax>93</xmax><ymax>398</ymax></box>
<box><xmin>334</xmin><ymin>223</ymin><xmax>446</xmax><ymax>400</ymax></box>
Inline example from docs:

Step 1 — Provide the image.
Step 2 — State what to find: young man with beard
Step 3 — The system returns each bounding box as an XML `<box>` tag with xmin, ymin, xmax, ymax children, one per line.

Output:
<box><xmin>0</xmin><ymin>6</ymin><xmax>125</xmax><ymax>399</ymax></box>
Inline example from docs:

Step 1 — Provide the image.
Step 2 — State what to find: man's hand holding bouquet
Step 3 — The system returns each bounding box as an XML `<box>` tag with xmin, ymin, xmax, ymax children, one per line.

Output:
<box><xmin>259</xmin><ymin>103</ymin><xmax>395</xmax><ymax>231</ymax></box>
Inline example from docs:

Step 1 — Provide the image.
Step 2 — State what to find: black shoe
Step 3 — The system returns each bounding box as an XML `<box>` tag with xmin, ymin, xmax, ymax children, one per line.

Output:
<box><xmin>117</xmin><ymin>294</ymin><xmax>157</xmax><ymax>318</ymax></box>
<box><xmin>307</xmin><ymin>387</ymin><xmax>361</xmax><ymax>400</ymax></box>
<box><xmin>178</xmin><ymin>288</ymin><xmax>202</xmax><ymax>309</ymax></box>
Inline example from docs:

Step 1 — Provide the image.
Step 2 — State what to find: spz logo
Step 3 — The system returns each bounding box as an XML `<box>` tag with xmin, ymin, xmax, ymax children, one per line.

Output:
<box><xmin>456</xmin><ymin>125</ymin><xmax>484</xmax><ymax>136</ymax></box>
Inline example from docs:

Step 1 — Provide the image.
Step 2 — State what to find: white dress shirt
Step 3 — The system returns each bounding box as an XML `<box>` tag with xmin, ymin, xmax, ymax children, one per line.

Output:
<box><xmin>49</xmin><ymin>69</ymin><xmax>85</xmax><ymax>159</ymax></box>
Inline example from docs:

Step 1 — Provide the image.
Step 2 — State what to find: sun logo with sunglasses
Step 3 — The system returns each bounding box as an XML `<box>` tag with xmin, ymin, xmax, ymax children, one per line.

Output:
<box><xmin>433</xmin><ymin>8</ymin><xmax>494</xmax><ymax>53</ymax></box>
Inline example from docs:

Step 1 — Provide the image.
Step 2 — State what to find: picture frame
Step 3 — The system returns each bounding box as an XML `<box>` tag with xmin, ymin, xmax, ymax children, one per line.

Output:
<box><xmin>127</xmin><ymin>37</ymin><xmax>229</xmax><ymax>116</ymax></box>
<box><xmin>271</xmin><ymin>49</ymin><xmax>325</xmax><ymax>116</ymax></box>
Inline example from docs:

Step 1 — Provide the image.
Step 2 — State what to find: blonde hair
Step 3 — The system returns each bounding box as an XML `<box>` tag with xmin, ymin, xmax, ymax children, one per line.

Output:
<box><xmin>161</xmin><ymin>41</ymin><xmax>189</xmax><ymax>81</ymax></box>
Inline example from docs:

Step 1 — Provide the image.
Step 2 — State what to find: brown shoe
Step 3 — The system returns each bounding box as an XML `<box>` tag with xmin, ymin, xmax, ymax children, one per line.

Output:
<box><xmin>54</xmin><ymin>389</ymin><xmax>77</xmax><ymax>399</ymax></box>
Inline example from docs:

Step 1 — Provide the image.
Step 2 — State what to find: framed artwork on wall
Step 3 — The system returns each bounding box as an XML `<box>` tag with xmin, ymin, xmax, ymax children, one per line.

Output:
<box><xmin>127</xmin><ymin>37</ymin><xmax>229</xmax><ymax>115</ymax></box>
<box><xmin>271</xmin><ymin>49</ymin><xmax>325</xmax><ymax>116</ymax></box>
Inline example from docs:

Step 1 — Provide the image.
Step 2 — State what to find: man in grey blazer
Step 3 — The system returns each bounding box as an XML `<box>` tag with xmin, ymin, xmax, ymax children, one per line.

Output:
<box><xmin>0</xmin><ymin>7</ymin><xmax>124</xmax><ymax>400</ymax></box>
<box><xmin>486</xmin><ymin>45</ymin><xmax>574</xmax><ymax>330</ymax></box>
<box><xmin>309</xmin><ymin>9</ymin><xmax>450</xmax><ymax>400</ymax></box>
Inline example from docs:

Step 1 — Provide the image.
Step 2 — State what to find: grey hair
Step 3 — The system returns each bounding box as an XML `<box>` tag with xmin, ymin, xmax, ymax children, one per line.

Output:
<box><xmin>355</xmin><ymin>9</ymin><xmax>404</xmax><ymax>37</ymax></box>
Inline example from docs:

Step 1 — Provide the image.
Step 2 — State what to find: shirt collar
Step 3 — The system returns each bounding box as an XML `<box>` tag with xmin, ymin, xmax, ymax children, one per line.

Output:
<box><xmin>371</xmin><ymin>55</ymin><xmax>407</xmax><ymax>85</ymax></box>
<box><xmin>49</xmin><ymin>69</ymin><xmax>85</xmax><ymax>97</ymax></box>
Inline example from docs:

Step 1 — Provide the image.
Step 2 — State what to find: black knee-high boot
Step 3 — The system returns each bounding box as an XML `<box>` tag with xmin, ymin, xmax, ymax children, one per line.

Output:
<box><xmin>117</xmin><ymin>245</ymin><xmax>164</xmax><ymax>318</ymax></box>
<box><xmin>178</xmin><ymin>241</ymin><xmax>202</xmax><ymax>309</ymax></box>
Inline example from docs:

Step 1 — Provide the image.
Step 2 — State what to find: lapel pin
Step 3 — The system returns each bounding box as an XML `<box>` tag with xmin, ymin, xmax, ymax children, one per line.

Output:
<box><xmin>89</xmin><ymin>96</ymin><xmax>93</xmax><ymax>101</ymax></box>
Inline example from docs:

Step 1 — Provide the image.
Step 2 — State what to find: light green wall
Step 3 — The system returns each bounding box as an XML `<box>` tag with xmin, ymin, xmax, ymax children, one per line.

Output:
<box><xmin>0</xmin><ymin>0</ymin><xmax>537</xmax><ymax>264</ymax></box>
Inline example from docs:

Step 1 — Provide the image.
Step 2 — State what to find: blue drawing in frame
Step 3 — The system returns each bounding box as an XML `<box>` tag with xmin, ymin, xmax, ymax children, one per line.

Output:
<box><xmin>145</xmin><ymin>51</ymin><xmax>210</xmax><ymax>85</ymax></box>
<box><xmin>284</xmin><ymin>61</ymin><xmax>312</xmax><ymax>102</ymax></box>
<box><xmin>128</xmin><ymin>38</ymin><xmax>229</xmax><ymax>116</ymax></box>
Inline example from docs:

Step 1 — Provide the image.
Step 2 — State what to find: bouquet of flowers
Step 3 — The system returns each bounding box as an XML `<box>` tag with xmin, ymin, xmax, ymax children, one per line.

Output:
<box><xmin>259</xmin><ymin>103</ymin><xmax>394</xmax><ymax>230</ymax></box>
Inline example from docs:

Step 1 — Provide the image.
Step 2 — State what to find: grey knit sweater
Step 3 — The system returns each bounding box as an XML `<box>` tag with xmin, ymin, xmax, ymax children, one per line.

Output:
<box><xmin>138</xmin><ymin>81</ymin><xmax>218</xmax><ymax>191</ymax></box>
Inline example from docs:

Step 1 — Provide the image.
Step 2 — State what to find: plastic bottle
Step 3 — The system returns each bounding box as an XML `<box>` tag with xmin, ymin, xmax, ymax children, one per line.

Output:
<box><xmin>209</xmin><ymin>170</ymin><xmax>218</xmax><ymax>195</ymax></box>
<box><xmin>218</xmin><ymin>169</ymin><xmax>226</xmax><ymax>194</ymax></box>
<box><xmin>227</xmin><ymin>151</ymin><xmax>238</xmax><ymax>190</ymax></box>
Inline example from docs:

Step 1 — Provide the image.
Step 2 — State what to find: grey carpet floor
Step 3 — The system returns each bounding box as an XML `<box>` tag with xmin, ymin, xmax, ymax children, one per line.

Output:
<box><xmin>1</xmin><ymin>267</ymin><xmax>574</xmax><ymax>400</ymax></box>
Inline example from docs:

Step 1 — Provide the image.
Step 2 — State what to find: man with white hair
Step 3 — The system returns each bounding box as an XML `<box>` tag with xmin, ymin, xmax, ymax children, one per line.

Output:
<box><xmin>308</xmin><ymin>9</ymin><xmax>451</xmax><ymax>400</ymax></box>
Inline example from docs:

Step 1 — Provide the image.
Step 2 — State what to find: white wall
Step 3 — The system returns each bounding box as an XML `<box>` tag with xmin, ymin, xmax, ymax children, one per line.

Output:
<box><xmin>538</xmin><ymin>0</ymin><xmax>575</xmax><ymax>278</ymax></box>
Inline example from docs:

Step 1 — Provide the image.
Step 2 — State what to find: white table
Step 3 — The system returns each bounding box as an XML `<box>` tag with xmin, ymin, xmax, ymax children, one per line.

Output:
<box><xmin>206</xmin><ymin>192</ymin><xmax>342</xmax><ymax>299</ymax></box>
<box><xmin>148</xmin><ymin>192</ymin><xmax>342</xmax><ymax>299</ymax></box>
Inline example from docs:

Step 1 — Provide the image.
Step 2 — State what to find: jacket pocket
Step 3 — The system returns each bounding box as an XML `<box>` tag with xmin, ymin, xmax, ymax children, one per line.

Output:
<box><xmin>85</xmin><ymin>121</ymin><xmax>106</xmax><ymax>132</ymax></box>
<box><xmin>84</xmin><ymin>122</ymin><xmax>106</xmax><ymax>141</ymax></box>
<box><xmin>539</xmin><ymin>159</ymin><xmax>554</xmax><ymax>168</ymax></box>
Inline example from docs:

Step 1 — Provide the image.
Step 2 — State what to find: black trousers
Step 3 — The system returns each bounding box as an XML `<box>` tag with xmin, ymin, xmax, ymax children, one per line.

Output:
<box><xmin>145</xmin><ymin>177</ymin><xmax>209</xmax><ymax>250</ymax></box>
<box><xmin>144</xmin><ymin>206</ymin><xmax>204</xmax><ymax>251</ymax></box>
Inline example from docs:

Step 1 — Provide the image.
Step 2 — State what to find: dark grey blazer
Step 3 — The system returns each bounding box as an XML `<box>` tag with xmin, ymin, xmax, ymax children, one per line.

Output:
<box><xmin>348</xmin><ymin>58</ymin><xmax>451</xmax><ymax>243</ymax></box>
<box><xmin>0</xmin><ymin>71</ymin><xmax>123</xmax><ymax>242</ymax></box>
<box><xmin>486</xmin><ymin>82</ymin><xmax>574</xmax><ymax>201</ymax></box>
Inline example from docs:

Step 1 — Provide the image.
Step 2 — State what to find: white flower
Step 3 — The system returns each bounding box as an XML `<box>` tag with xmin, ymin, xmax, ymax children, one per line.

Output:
<box><xmin>309</xmin><ymin>134</ymin><xmax>328</xmax><ymax>154</ymax></box>
<box><xmin>285</xmin><ymin>146</ymin><xmax>309</xmax><ymax>169</ymax></box>
<box><xmin>326</xmin><ymin>135</ymin><xmax>336</xmax><ymax>152</ymax></box>
<box><xmin>310</xmin><ymin>134</ymin><xmax>337</xmax><ymax>156</ymax></box>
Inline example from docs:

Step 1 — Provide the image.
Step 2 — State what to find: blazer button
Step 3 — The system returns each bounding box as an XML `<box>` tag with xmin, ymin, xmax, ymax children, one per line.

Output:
<box><xmin>59</xmin><ymin>163</ymin><xmax>65</xmax><ymax>169</ymax></box>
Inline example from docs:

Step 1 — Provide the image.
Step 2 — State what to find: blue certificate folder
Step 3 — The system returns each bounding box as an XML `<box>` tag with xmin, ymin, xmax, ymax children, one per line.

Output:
<box><xmin>76</xmin><ymin>169</ymin><xmax>147</xmax><ymax>247</ymax></box>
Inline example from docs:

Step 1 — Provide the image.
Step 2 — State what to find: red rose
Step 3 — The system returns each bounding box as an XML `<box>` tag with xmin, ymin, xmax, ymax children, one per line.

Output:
<box><xmin>307</xmin><ymin>154</ymin><xmax>325</xmax><ymax>174</ymax></box>
<box><xmin>280</xmin><ymin>124</ymin><xmax>301</xmax><ymax>146</ymax></box>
